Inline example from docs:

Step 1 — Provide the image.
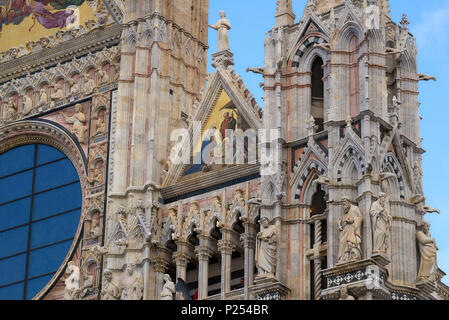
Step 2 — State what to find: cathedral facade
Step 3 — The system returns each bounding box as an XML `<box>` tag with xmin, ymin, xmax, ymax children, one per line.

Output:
<box><xmin>0</xmin><ymin>0</ymin><xmax>447</xmax><ymax>300</ymax></box>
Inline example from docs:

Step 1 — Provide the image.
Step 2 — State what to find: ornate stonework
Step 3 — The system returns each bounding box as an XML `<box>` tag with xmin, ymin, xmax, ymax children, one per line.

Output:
<box><xmin>0</xmin><ymin>0</ymin><xmax>447</xmax><ymax>301</ymax></box>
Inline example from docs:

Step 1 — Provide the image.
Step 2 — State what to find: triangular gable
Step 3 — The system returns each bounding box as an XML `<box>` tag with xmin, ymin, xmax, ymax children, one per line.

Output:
<box><xmin>162</xmin><ymin>65</ymin><xmax>262</xmax><ymax>187</ymax></box>
<box><xmin>287</xmin><ymin>12</ymin><xmax>330</xmax><ymax>61</ymax></box>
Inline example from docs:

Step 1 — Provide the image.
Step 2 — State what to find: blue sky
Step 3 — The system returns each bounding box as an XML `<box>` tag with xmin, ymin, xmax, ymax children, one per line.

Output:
<box><xmin>207</xmin><ymin>0</ymin><xmax>449</xmax><ymax>285</ymax></box>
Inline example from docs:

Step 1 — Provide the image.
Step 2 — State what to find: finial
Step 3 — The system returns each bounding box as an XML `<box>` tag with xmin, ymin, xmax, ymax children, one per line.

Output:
<box><xmin>400</xmin><ymin>13</ymin><xmax>410</xmax><ymax>29</ymax></box>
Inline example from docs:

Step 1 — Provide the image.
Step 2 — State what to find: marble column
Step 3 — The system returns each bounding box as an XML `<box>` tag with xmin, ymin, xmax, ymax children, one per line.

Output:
<box><xmin>152</xmin><ymin>257</ymin><xmax>170</xmax><ymax>300</ymax></box>
<box><xmin>218</xmin><ymin>236</ymin><xmax>235</xmax><ymax>299</ymax></box>
<box><xmin>195</xmin><ymin>244</ymin><xmax>212</xmax><ymax>300</ymax></box>
<box><xmin>241</xmin><ymin>222</ymin><xmax>257</xmax><ymax>300</ymax></box>
<box><xmin>172</xmin><ymin>250</ymin><xmax>190</xmax><ymax>300</ymax></box>
<box><xmin>313</xmin><ymin>219</ymin><xmax>323</xmax><ymax>300</ymax></box>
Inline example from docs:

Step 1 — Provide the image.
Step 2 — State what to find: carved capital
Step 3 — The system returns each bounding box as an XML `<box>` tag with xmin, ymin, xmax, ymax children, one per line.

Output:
<box><xmin>172</xmin><ymin>252</ymin><xmax>190</xmax><ymax>268</ymax></box>
<box><xmin>195</xmin><ymin>246</ymin><xmax>213</xmax><ymax>261</ymax></box>
<box><xmin>240</xmin><ymin>233</ymin><xmax>256</xmax><ymax>249</ymax></box>
<box><xmin>217</xmin><ymin>239</ymin><xmax>235</xmax><ymax>255</ymax></box>
<box><xmin>152</xmin><ymin>257</ymin><xmax>170</xmax><ymax>273</ymax></box>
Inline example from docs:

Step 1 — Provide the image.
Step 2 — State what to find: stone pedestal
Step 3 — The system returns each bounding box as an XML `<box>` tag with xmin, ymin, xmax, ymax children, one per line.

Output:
<box><xmin>321</xmin><ymin>255</ymin><xmax>391</xmax><ymax>300</ymax></box>
<box><xmin>250</xmin><ymin>277</ymin><xmax>290</xmax><ymax>300</ymax></box>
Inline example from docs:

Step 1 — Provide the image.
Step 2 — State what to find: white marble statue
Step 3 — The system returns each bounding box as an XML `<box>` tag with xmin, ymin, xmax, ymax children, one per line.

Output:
<box><xmin>208</xmin><ymin>11</ymin><xmax>231</xmax><ymax>52</ymax></box>
<box><xmin>255</xmin><ymin>217</ymin><xmax>277</xmax><ymax>278</ymax></box>
<box><xmin>101</xmin><ymin>269</ymin><xmax>121</xmax><ymax>300</ymax></box>
<box><xmin>22</xmin><ymin>95</ymin><xmax>34</xmax><ymax>116</ymax></box>
<box><xmin>338</xmin><ymin>197</ymin><xmax>363</xmax><ymax>264</ymax></box>
<box><xmin>69</xmin><ymin>79</ymin><xmax>80</xmax><ymax>96</ymax></box>
<box><xmin>413</xmin><ymin>161</ymin><xmax>423</xmax><ymax>195</ymax></box>
<box><xmin>161</xmin><ymin>274</ymin><xmax>176</xmax><ymax>300</ymax></box>
<box><xmin>417</xmin><ymin>221</ymin><xmax>438</xmax><ymax>283</ymax></box>
<box><xmin>38</xmin><ymin>88</ymin><xmax>48</xmax><ymax>107</ymax></box>
<box><xmin>64</xmin><ymin>103</ymin><xmax>87</xmax><ymax>144</ymax></box>
<box><xmin>4</xmin><ymin>97</ymin><xmax>17</xmax><ymax>120</ymax></box>
<box><xmin>98</xmin><ymin>69</ymin><xmax>109</xmax><ymax>85</ymax></box>
<box><xmin>51</xmin><ymin>86</ymin><xmax>64</xmax><ymax>101</ymax></box>
<box><xmin>370</xmin><ymin>193</ymin><xmax>392</xmax><ymax>254</ymax></box>
<box><xmin>63</xmin><ymin>261</ymin><xmax>81</xmax><ymax>300</ymax></box>
<box><xmin>83</xmin><ymin>74</ymin><xmax>96</xmax><ymax>95</ymax></box>
<box><xmin>121</xmin><ymin>264</ymin><xmax>144</xmax><ymax>300</ymax></box>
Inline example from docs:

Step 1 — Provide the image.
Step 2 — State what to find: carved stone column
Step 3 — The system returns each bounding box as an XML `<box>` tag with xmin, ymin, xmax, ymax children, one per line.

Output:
<box><xmin>218</xmin><ymin>237</ymin><xmax>235</xmax><ymax>299</ymax></box>
<box><xmin>195</xmin><ymin>245</ymin><xmax>213</xmax><ymax>300</ymax></box>
<box><xmin>241</xmin><ymin>222</ymin><xmax>257</xmax><ymax>300</ymax></box>
<box><xmin>152</xmin><ymin>251</ymin><xmax>171</xmax><ymax>300</ymax></box>
<box><xmin>172</xmin><ymin>245</ymin><xmax>191</xmax><ymax>300</ymax></box>
<box><xmin>313</xmin><ymin>219</ymin><xmax>323</xmax><ymax>300</ymax></box>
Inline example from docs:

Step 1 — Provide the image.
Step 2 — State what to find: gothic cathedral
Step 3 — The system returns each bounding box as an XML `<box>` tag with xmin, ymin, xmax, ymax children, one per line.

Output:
<box><xmin>0</xmin><ymin>0</ymin><xmax>447</xmax><ymax>300</ymax></box>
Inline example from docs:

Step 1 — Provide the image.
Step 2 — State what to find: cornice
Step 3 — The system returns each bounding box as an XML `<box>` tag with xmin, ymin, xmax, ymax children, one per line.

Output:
<box><xmin>0</xmin><ymin>25</ymin><xmax>122</xmax><ymax>84</ymax></box>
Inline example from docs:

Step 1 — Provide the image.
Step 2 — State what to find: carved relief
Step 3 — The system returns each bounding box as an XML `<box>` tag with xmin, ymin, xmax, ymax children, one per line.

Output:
<box><xmin>101</xmin><ymin>269</ymin><xmax>121</xmax><ymax>300</ymax></box>
<box><xmin>64</xmin><ymin>103</ymin><xmax>88</xmax><ymax>144</ymax></box>
<box><xmin>62</xmin><ymin>261</ymin><xmax>81</xmax><ymax>300</ymax></box>
<box><xmin>121</xmin><ymin>264</ymin><xmax>144</xmax><ymax>300</ymax></box>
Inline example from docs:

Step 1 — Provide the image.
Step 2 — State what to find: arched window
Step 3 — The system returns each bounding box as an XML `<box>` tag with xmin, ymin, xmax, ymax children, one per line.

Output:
<box><xmin>0</xmin><ymin>144</ymin><xmax>82</xmax><ymax>300</ymax></box>
<box><xmin>311</xmin><ymin>57</ymin><xmax>324</xmax><ymax>132</ymax></box>
<box><xmin>349</xmin><ymin>36</ymin><xmax>360</xmax><ymax>117</ymax></box>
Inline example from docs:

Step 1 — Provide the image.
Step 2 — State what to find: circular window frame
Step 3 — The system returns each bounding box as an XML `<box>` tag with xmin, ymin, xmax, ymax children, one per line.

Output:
<box><xmin>0</xmin><ymin>120</ymin><xmax>88</xmax><ymax>300</ymax></box>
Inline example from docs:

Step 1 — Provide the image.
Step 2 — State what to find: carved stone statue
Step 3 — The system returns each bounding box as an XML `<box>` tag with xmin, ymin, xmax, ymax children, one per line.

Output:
<box><xmin>94</xmin><ymin>117</ymin><xmax>107</xmax><ymax>136</ymax></box>
<box><xmin>121</xmin><ymin>264</ymin><xmax>144</xmax><ymax>300</ymax></box>
<box><xmin>417</xmin><ymin>221</ymin><xmax>438</xmax><ymax>283</ymax></box>
<box><xmin>88</xmin><ymin>168</ymin><xmax>103</xmax><ymax>186</ymax></box>
<box><xmin>101</xmin><ymin>269</ymin><xmax>121</xmax><ymax>300</ymax></box>
<box><xmin>38</xmin><ymin>89</ymin><xmax>48</xmax><ymax>107</ymax></box>
<box><xmin>338</xmin><ymin>198</ymin><xmax>363</xmax><ymax>264</ymax></box>
<box><xmin>69</xmin><ymin>79</ymin><xmax>80</xmax><ymax>96</ymax></box>
<box><xmin>413</xmin><ymin>161</ymin><xmax>423</xmax><ymax>195</ymax></box>
<box><xmin>80</xmin><ymin>271</ymin><xmax>95</xmax><ymax>298</ymax></box>
<box><xmin>161</xmin><ymin>274</ymin><xmax>176</xmax><ymax>300</ymax></box>
<box><xmin>63</xmin><ymin>261</ymin><xmax>81</xmax><ymax>300</ymax></box>
<box><xmin>4</xmin><ymin>97</ymin><xmax>17</xmax><ymax>120</ymax></box>
<box><xmin>98</xmin><ymin>69</ymin><xmax>109</xmax><ymax>85</ymax></box>
<box><xmin>370</xmin><ymin>193</ymin><xmax>392</xmax><ymax>254</ymax></box>
<box><xmin>22</xmin><ymin>95</ymin><xmax>34</xmax><ymax>116</ymax></box>
<box><xmin>90</xmin><ymin>217</ymin><xmax>102</xmax><ymax>237</ymax></box>
<box><xmin>208</xmin><ymin>11</ymin><xmax>231</xmax><ymax>52</ymax></box>
<box><xmin>83</xmin><ymin>74</ymin><xmax>96</xmax><ymax>95</ymax></box>
<box><xmin>51</xmin><ymin>86</ymin><xmax>64</xmax><ymax>101</ymax></box>
<box><xmin>64</xmin><ymin>103</ymin><xmax>87</xmax><ymax>144</ymax></box>
<box><xmin>255</xmin><ymin>217</ymin><xmax>277</xmax><ymax>278</ymax></box>
<box><xmin>339</xmin><ymin>285</ymin><xmax>355</xmax><ymax>300</ymax></box>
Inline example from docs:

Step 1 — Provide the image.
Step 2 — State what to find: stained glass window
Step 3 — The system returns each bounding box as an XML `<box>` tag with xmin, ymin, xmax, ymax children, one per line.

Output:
<box><xmin>0</xmin><ymin>144</ymin><xmax>82</xmax><ymax>300</ymax></box>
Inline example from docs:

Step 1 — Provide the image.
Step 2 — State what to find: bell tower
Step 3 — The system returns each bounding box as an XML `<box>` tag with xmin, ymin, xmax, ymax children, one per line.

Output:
<box><xmin>261</xmin><ymin>0</ymin><xmax>445</xmax><ymax>300</ymax></box>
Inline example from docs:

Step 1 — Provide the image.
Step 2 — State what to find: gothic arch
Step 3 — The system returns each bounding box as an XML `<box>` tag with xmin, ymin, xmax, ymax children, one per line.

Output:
<box><xmin>382</xmin><ymin>153</ymin><xmax>406</xmax><ymax>200</ymax></box>
<box><xmin>293</xmin><ymin>159</ymin><xmax>327</xmax><ymax>202</ymax></box>
<box><xmin>334</xmin><ymin>21</ymin><xmax>364</xmax><ymax>50</ymax></box>
<box><xmin>289</xmin><ymin>35</ymin><xmax>329</xmax><ymax>71</ymax></box>
<box><xmin>334</xmin><ymin>144</ymin><xmax>366</xmax><ymax>183</ymax></box>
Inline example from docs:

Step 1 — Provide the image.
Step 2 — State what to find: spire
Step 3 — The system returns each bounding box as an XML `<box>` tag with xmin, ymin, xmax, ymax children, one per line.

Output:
<box><xmin>275</xmin><ymin>0</ymin><xmax>296</xmax><ymax>26</ymax></box>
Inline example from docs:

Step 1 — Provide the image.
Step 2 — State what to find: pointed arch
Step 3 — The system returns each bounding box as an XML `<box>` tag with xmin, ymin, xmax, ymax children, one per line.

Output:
<box><xmin>333</xmin><ymin>144</ymin><xmax>366</xmax><ymax>183</ymax></box>
<box><xmin>382</xmin><ymin>153</ymin><xmax>406</xmax><ymax>200</ymax></box>
<box><xmin>293</xmin><ymin>159</ymin><xmax>327</xmax><ymax>202</ymax></box>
